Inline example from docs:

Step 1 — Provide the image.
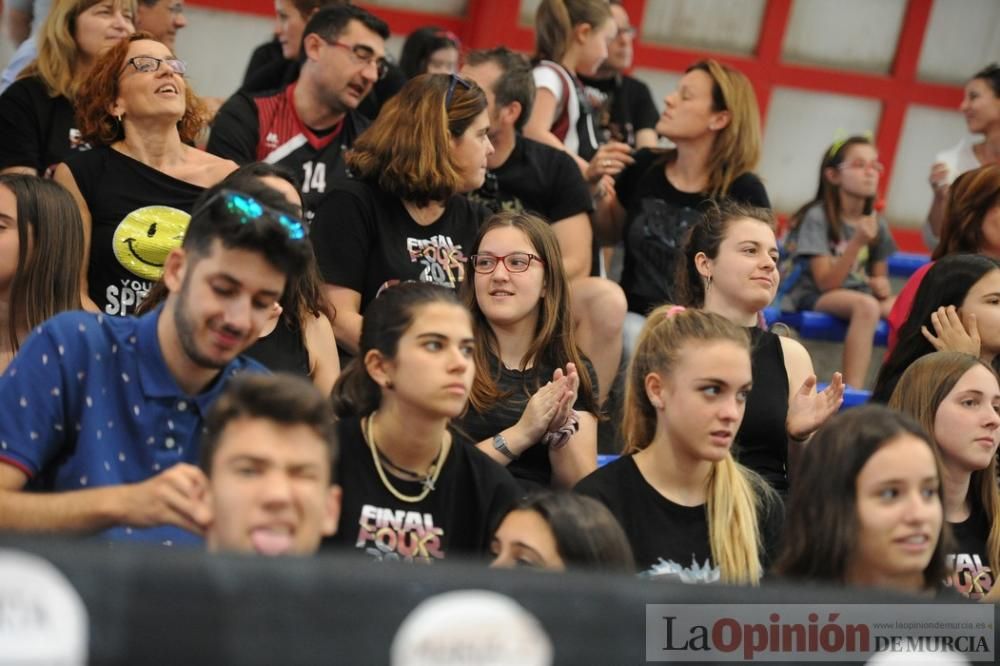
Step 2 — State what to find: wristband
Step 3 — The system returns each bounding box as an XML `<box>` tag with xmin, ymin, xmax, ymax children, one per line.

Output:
<box><xmin>493</xmin><ymin>433</ymin><xmax>518</xmax><ymax>461</ymax></box>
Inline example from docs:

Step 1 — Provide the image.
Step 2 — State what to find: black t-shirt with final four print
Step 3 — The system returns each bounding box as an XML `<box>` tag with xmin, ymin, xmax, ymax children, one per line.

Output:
<box><xmin>327</xmin><ymin>416</ymin><xmax>519</xmax><ymax>562</ymax></box>
<box><xmin>312</xmin><ymin>178</ymin><xmax>489</xmax><ymax>312</ymax></box>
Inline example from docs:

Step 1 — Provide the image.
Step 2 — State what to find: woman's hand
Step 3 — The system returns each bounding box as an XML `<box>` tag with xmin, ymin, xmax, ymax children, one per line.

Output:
<box><xmin>921</xmin><ymin>306</ymin><xmax>981</xmax><ymax>356</ymax></box>
<box><xmin>928</xmin><ymin>161</ymin><xmax>950</xmax><ymax>195</ymax></box>
<box><xmin>545</xmin><ymin>364</ymin><xmax>579</xmax><ymax>434</ymax></box>
<box><xmin>868</xmin><ymin>275</ymin><xmax>891</xmax><ymax>300</ymax></box>
<box><xmin>585</xmin><ymin>141</ymin><xmax>635</xmax><ymax>184</ymax></box>
<box><xmin>786</xmin><ymin>372</ymin><xmax>845</xmax><ymax>442</ymax></box>
<box><xmin>515</xmin><ymin>377</ymin><xmax>571</xmax><ymax>446</ymax></box>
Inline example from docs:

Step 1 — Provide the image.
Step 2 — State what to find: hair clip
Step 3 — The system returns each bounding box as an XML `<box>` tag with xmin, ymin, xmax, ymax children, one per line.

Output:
<box><xmin>435</xmin><ymin>30</ymin><xmax>461</xmax><ymax>47</ymax></box>
<box><xmin>664</xmin><ymin>305</ymin><xmax>687</xmax><ymax>319</ymax></box>
<box><xmin>826</xmin><ymin>129</ymin><xmax>875</xmax><ymax>160</ymax></box>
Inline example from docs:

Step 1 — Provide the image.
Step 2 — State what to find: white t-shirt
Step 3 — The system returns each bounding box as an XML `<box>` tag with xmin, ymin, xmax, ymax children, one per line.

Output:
<box><xmin>924</xmin><ymin>136</ymin><xmax>985</xmax><ymax>248</ymax></box>
<box><xmin>532</xmin><ymin>61</ymin><xmax>582</xmax><ymax>155</ymax></box>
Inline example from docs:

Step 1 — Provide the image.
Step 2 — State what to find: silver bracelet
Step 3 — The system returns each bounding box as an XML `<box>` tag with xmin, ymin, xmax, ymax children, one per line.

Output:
<box><xmin>493</xmin><ymin>433</ymin><xmax>518</xmax><ymax>461</ymax></box>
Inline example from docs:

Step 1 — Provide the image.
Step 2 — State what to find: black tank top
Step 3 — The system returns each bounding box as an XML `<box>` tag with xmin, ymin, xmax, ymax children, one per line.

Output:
<box><xmin>734</xmin><ymin>327</ymin><xmax>790</xmax><ymax>491</ymax></box>
<box><xmin>244</xmin><ymin>318</ymin><xmax>311</xmax><ymax>378</ymax></box>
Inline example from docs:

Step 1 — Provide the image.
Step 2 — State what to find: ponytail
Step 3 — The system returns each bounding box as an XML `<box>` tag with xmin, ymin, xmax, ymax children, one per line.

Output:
<box><xmin>534</xmin><ymin>0</ymin><xmax>611</xmax><ymax>63</ymax></box>
<box><xmin>707</xmin><ymin>456</ymin><xmax>773</xmax><ymax>585</ymax></box>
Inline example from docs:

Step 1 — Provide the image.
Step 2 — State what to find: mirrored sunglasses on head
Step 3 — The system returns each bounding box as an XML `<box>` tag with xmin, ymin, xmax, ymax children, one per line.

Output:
<box><xmin>202</xmin><ymin>189</ymin><xmax>307</xmax><ymax>241</ymax></box>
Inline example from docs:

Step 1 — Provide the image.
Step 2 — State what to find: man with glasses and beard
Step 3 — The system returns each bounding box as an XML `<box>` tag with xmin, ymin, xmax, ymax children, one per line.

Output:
<box><xmin>0</xmin><ymin>182</ymin><xmax>311</xmax><ymax>545</ymax></box>
<box><xmin>207</xmin><ymin>5</ymin><xmax>388</xmax><ymax>220</ymax></box>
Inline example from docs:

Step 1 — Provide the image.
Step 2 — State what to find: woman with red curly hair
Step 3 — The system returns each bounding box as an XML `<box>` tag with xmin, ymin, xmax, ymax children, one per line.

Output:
<box><xmin>53</xmin><ymin>33</ymin><xmax>236</xmax><ymax>315</ymax></box>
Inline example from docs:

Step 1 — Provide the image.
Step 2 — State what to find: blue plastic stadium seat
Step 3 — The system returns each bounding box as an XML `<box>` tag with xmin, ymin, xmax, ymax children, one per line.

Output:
<box><xmin>818</xmin><ymin>382</ymin><xmax>871</xmax><ymax>410</ymax></box>
<box><xmin>776</xmin><ymin>310</ymin><xmax>889</xmax><ymax>346</ymax></box>
<box><xmin>887</xmin><ymin>252</ymin><xmax>930</xmax><ymax>279</ymax></box>
<box><xmin>762</xmin><ymin>306</ymin><xmax>781</xmax><ymax>328</ymax></box>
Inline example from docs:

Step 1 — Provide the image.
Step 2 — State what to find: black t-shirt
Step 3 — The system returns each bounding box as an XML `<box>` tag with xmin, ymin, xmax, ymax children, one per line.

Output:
<box><xmin>242</xmin><ymin>38</ymin><xmax>284</xmax><ymax>89</ymax></box>
<box><xmin>578</xmin><ymin>73</ymin><xmax>659</xmax><ymax>148</ymax></box>
<box><xmin>328</xmin><ymin>416</ymin><xmax>520</xmax><ymax>562</ymax></box>
<box><xmin>467</xmin><ymin>135</ymin><xmax>593</xmax><ymax>223</ymax></box>
<box><xmin>944</xmin><ymin>499</ymin><xmax>994</xmax><ymax>600</ymax></box>
<box><xmin>64</xmin><ymin>146</ymin><xmax>203</xmax><ymax>316</ymax></box>
<box><xmin>206</xmin><ymin>83</ymin><xmax>369</xmax><ymax>218</ymax></box>
<box><xmin>453</xmin><ymin>352</ymin><xmax>598</xmax><ymax>490</ymax></box>
<box><xmin>575</xmin><ymin>455</ymin><xmax>783</xmax><ymax>579</ymax></box>
<box><xmin>0</xmin><ymin>76</ymin><xmax>90</xmax><ymax>174</ymax></box>
<box><xmin>616</xmin><ymin>149</ymin><xmax>771</xmax><ymax>315</ymax></box>
<box><xmin>312</xmin><ymin>178</ymin><xmax>488</xmax><ymax>312</ymax></box>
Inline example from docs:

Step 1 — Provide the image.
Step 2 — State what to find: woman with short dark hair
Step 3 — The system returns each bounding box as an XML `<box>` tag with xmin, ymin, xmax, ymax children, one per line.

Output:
<box><xmin>312</xmin><ymin>73</ymin><xmax>494</xmax><ymax>359</ymax></box>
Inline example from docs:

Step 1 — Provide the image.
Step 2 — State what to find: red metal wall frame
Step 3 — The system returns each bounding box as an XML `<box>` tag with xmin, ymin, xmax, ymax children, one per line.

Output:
<box><xmin>189</xmin><ymin>0</ymin><xmax>965</xmax><ymax>251</ymax></box>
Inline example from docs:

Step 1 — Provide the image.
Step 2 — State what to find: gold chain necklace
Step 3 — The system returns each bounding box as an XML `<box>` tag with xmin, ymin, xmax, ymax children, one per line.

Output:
<box><xmin>365</xmin><ymin>413</ymin><xmax>449</xmax><ymax>503</ymax></box>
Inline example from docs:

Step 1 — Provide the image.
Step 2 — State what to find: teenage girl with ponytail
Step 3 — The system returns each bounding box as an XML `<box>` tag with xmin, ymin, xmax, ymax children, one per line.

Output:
<box><xmin>523</xmin><ymin>0</ymin><xmax>634</xmax><ymax>194</ymax></box>
<box><xmin>575</xmin><ymin>307</ymin><xmax>782</xmax><ymax>583</ymax></box>
<box><xmin>327</xmin><ymin>282</ymin><xmax>518</xmax><ymax>563</ymax></box>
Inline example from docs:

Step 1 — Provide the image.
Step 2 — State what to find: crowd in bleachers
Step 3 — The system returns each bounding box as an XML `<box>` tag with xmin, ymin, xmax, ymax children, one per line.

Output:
<box><xmin>2</xmin><ymin>0</ymin><xmax>1000</xmax><ymax>611</ymax></box>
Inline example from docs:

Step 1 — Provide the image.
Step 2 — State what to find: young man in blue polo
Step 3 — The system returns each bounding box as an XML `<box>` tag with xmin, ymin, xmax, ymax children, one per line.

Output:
<box><xmin>0</xmin><ymin>181</ymin><xmax>311</xmax><ymax>545</ymax></box>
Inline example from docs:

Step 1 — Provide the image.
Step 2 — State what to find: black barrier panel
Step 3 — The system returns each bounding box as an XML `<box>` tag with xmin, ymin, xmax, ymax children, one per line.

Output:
<box><xmin>0</xmin><ymin>536</ymin><xmax>996</xmax><ymax>665</ymax></box>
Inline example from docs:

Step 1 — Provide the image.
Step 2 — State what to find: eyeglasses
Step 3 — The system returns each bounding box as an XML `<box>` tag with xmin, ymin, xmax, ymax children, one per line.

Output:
<box><xmin>616</xmin><ymin>26</ymin><xmax>637</xmax><ymax>39</ymax></box>
<box><xmin>205</xmin><ymin>190</ymin><xmax>307</xmax><ymax>241</ymax></box>
<box><xmin>838</xmin><ymin>159</ymin><xmax>885</xmax><ymax>173</ymax></box>
<box><xmin>122</xmin><ymin>55</ymin><xmax>186</xmax><ymax>76</ymax></box>
<box><xmin>445</xmin><ymin>73</ymin><xmax>473</xmax><ymax>109</ymax></box>
<box><xmin>470</xmin><ymin>252</ymin><xmax>544</xmax><ymax>274</ymax></box>
<box><xmin>166</xmin><ymin>2</ymin><xmax>184</xmax><ymax>15</ymax></box>
<box><xmin>323</xmin><ymin>39</ymin><xmax>388</xmax><ymax>80</ymax></box>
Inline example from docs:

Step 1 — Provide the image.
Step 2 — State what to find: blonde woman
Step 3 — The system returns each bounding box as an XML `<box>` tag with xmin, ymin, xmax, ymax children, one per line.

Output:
<box><xmin>0</xmin><ymin>0</ymin><xmax>135</xmax><ymax>175</ymax></box>
<box><xmin>594</xmin><ymin>59</ymin><xmax>769</xmax><ymax>352</ymax></box>
<box><xmin>575</xmin><ymin>307</ymin><xmax>781</xmax><ymax>583</ymax></box>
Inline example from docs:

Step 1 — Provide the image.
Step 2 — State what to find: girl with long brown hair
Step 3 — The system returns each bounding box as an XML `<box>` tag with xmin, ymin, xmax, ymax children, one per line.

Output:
<box><xmin>783</xmin><ymin>135</ymin><xmax>897</xmax><ymax>388</ymax></box>
<box><xmin>328</xmin><ymin>282</ymin><xmax>519</xmax><ymax>562</ymax></box>
<box><xmin>455</xmin><ymin>211</ymin><xmax>598</xmax><ymax>490</ymax></box>
<box><xmin>775</xmin><ymin>405</ymin><xmax>948</xmax><ymax>595</ymax></box>
<box><xmin>575</xmin><ymin>307</ymin><xmax>781</xmax><ymax>583</ymax></box>
<box><xmin>0</xmin><ymin>174</ymin><xmax>84</xmax><ymax>372</ymax></box>
<box><xmin>679</xmin><ymin>202</ymin><xmax>844</xmax><ymax>493</ymax></box>
<box><xmin>889</xmin><ymin>351</ymin><xmax>1000</xmax><ymax>599</ymax></box>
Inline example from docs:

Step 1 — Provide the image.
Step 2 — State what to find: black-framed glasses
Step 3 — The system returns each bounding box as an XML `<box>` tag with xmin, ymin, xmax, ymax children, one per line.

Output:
<box><xmin>122</xmin><ymin>55</ymin><xmax>186</xmax><ymax>76</ymax></box>
<box><xmin>324</xmin><ymin>39</ymin><xmax>388</xmax><ymax>80</ymax></box>
<box><xmin>470</xmin><ymin>252</ymin><xmax>544</xmax><ymax>274</ymax></box>
<box><xmin>202</xmin><ymin>189</ymin><xmax>307</xmax><ymax>241</ymax></box>
<box><xmin>445</xmin><ymin>73</ymin><xmax>472</xmax><ymax>109</ymax></box>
